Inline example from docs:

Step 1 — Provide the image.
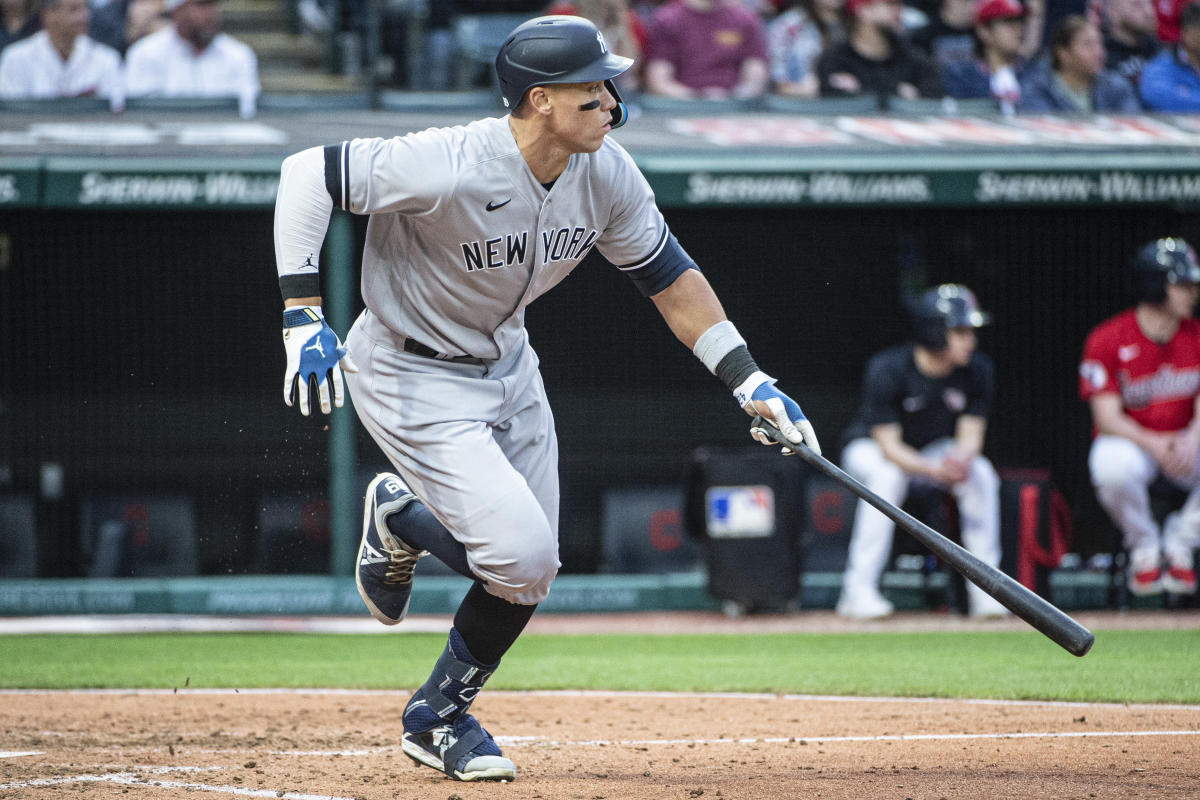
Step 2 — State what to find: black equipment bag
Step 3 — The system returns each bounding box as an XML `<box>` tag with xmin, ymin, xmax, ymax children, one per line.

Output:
<box><xmin>683</xmin><ymin>446</ymin><xmax>806</xmax><ymax>612</ymax></box>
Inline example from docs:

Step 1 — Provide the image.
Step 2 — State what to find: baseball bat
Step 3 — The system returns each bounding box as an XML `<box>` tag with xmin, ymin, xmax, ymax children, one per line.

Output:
<box><xmin>752</xmin><ymin>417</ymin><xmax>1094</xmax><ymax>657</ymax></box>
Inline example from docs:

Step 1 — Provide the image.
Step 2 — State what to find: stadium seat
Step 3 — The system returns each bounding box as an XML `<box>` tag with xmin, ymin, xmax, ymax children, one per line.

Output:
<box><xmin>895</xmin><ymin>485</ymin><xmax>969</xmax><ymax>614</ymax></box>
<box><xmin>600</xmin><ymin>485</ymin><xmax>700</xmax><ymax>574</ymax></box>
<box><xmin>254</xmin><ymin>494</ymin><xmax>331</xmax><ymax>574</ymax></box>
<box><xmin>123</xmin><ymin>96</ymin><xmax>240</xmax><ymax>113</ymax></box>
<box><xmin>0</xmin><ymin>97</ymin><xmax>111</xmax><ymax>114</ymax></box>
<box><xmin>81</xmin><ymin>495</ymin><xmax>198</xmax><ymax>577</ymax></box>
<box><xmin>257</xmin><ymin>92</ymin><xmax>370</xmax><ymax>112</ymax></box>
<box><xmin>452</xmin><ymin>13</ymin><xmax>534</xmax><ymax>90</ymax></box>
<box><xmin>376</xmin><ymin>89</ymin><xmax>502</xmax><ymax>113</ymax></box>
<box><xmin>888</xmin><ymin>96</ymin><xmax>1000</xmax><ymax>116</ymax></box>
<box><xmin>637</xmin><ymin>94</ymin><xmax>765</xmax><ymax>116</ymax></box>
<box><xmin>762</xmin><ymin>94</ymin><xmax>880</xmax><ymax>115</ymax></box>
<box><xmin>0</xmin><ymin>492</ymin><xmax>37</xmax><ymax>577</ymax></box>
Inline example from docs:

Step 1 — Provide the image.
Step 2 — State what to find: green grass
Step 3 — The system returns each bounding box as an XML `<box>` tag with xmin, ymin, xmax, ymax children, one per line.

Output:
<box><xmin>0</xmin><ymin>630</ymin><xmax>1197</xmax><ymax>703</ymax></box>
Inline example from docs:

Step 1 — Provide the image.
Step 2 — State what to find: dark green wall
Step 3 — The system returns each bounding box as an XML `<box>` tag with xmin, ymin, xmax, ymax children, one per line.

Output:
<box><xmin>2</xmin><ymin>204</ymin><xmax>1194</xmax><ymax>575</ymax></box>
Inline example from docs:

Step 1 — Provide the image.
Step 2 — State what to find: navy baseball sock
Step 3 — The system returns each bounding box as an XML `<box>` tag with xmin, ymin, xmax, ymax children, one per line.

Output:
<box><xmin>386</xmin><ymin>503</ymin><xmax>473</xmax><ymax>579</ymax></box>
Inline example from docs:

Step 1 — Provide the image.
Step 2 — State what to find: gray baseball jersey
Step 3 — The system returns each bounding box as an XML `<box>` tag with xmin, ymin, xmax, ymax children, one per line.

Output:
<box><xmin>277</xmin><ymin>116</ymin><xmax>692</xmax><ymax>361</ymax></box>
<box><xmin>274</xmin><ymin>116</ymin><xmax>696</xmax><ymax>604</ymax></box>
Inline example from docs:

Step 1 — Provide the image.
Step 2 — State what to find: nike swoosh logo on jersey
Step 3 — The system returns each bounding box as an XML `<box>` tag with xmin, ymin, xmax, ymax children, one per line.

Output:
<box><xmin>1118</xmin><ymin>344</ymin><xmax>1140</xmax><ymax>361</ymax></box>
<box><xmin>485</xmin><ymin>198</ymin><xmax>512</xmax><ymax>211</ymax></box>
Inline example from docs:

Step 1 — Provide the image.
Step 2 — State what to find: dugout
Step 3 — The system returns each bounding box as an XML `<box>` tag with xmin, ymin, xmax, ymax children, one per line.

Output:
<box><xmin>2</xmin><ymin>110</ymin><xmax>1199</xmax><ymax>587</ymax></box>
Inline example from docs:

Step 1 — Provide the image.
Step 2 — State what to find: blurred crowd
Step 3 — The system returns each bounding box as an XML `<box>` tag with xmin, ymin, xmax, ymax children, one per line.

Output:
<box><xmin>0</xmin><ymin>0</ymin><xmax>258</xmax><ymax>114</ymax></box>
<box><xmin>355</xmin><ymin>0</ymin><xmax>1200</xmax><ymax>113</ymax></box>
<box><xmin>616</xmin><ymin>0</ymin><xmax>1198</xmax><ymax>112</ymax></box>
<box><xmin>2</xmin><ymin>0</ymin><xmax>1199</xmax><ymax>114</ymax></box>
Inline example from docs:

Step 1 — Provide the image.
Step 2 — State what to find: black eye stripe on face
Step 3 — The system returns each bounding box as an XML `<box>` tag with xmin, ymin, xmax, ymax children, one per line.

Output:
<box><xmin>578</xmin><ymin>99</ymin><xmax>600</xmax><ymax>111</ymax></box>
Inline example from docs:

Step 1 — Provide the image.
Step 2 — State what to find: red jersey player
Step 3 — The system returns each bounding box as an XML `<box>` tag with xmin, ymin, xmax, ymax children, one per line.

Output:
<box><xmin>1079</xmin><ymin>237</ymin><xmax>1200</xmax><ymax>596</ymax></box>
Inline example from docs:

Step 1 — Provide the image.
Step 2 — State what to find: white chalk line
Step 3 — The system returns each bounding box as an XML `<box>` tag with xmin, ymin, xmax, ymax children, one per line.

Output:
<box><xmin>33</xmin><ymin>729</ymin><xmax>1200</xmax><ymax>760</ymax></box>
<box><xmin>2</xmin><ymin>688</ymin><xmax>1198</xmax><ymax>711</ymax></box>
<box><xmin>0</xmin><ymin>751</ymin><xmax>42</xmax><ymax>758</ymax></box>
<box><xmin>5</xmin><ymin>730</ymin><xmax>1197</xmax><ymax>796</ymax></box>
<box><xmin>498</xmin><ymin>729</ymin><xmax>1200</xmax><ymax>748</ymax></box>
<box><xmin>0</xmin><ymin>766</ymin><xmax>348</xmax><ymax>800</ymax></box>
<box><xmin>187</xmin><ymin>729</ymin><xmax>1200</xmax><ymax>754</ymax></box>
<box><xmin>0</xmin><ymin>773</ymin><xmax>355</xmax><ymax>800</ymax></box>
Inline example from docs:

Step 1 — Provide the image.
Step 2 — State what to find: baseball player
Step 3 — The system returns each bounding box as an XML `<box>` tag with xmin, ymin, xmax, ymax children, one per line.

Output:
<box><xmin>1079</xmin><ymin>237</ymin><xmax>1200</xmax><ymax>597</ymax></box>
<box><xmin>835</xmin><ymin>284</ymin><xmax>1009</xmax><ymax>620</ymax></box>
<box><xmin>272</xmin><ymin>15</ymin><xmax>819</xmax><ymax>783</ymax></box>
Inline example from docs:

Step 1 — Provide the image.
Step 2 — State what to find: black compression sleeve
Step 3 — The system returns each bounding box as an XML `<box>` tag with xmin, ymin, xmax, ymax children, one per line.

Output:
<box><xmin>714</xmin><ymin>345</ymin><xmax>759</xmax><ymax>392</ymax></box>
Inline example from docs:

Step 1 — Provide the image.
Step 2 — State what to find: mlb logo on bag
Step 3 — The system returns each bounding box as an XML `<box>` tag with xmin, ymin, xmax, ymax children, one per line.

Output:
<box><xmin>705</xmin><ymin>486</ymin><xmax>775</xmax><ymax>538</ymax></box>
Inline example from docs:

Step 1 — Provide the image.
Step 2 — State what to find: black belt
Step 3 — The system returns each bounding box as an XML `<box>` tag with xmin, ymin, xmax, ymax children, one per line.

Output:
<box><xmin>402</xmin><ymin>336</ymin><xmax>484</xmax><ymax>365</ymax></box>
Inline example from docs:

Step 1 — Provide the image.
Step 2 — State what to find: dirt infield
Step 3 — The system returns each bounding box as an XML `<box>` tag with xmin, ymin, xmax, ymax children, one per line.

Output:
<box><xmin>1</xmin><ymin>611</ymin><xmax>1198</xmax><ymax>800</ymax></box>
<box><xmin>1</xmin><ymin>689</ymin><xmax>1198</xmax><ymax>800</ymax></box>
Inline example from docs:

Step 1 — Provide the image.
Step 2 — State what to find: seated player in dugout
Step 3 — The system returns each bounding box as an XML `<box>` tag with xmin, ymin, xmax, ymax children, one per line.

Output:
<box><xmin>271</xmin><ymin>15</ymin><xmax>820</xmax><ymax>785</ymax></box>
<box><xmin>836</xmin><ymin>284</ymin><xmax>1009</xmax><ymax>621</ymax></box>
<box><xmin>1079</xmin><ymin>238</ymin><xmax>1200</xmax><ymax>598</ymax></box>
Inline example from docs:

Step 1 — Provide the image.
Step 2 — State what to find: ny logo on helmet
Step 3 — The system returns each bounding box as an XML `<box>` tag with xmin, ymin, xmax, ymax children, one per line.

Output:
<box><xmin>597</xmin><ymin>31</ymin><xmax>606</xmax><ymax>53</ymax></box>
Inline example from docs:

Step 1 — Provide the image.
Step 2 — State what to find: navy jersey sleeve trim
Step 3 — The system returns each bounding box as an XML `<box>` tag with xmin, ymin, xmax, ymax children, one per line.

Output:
<box><xmin>618</xmin><ymin>231</ymin><xmax>698</xmax><ymax>297</ymax></box>
<box><xmin>323</xmin><ymin>143</ymin><xmax>349</xmax><ymax>210</ymax></box>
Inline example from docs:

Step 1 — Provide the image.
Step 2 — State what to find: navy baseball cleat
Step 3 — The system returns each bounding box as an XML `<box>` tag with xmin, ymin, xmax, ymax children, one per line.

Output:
<box><xmin>401</xmin><ymin>714</ymin><xmax>515</xmax><ymax>782</ymax></box>
<box><xmin>356</xmin><ymin>472</ymin><xmax>425</xmax><ymax>625</ymax></box>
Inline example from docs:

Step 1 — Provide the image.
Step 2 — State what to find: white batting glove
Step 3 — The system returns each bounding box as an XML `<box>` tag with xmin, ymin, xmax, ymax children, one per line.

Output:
<box><xmin>282</xmin><ymin>306</ymin><xmax>359</xmax><ymax>416</ymax></box>
<box><xmin>734</xmin><ymin>371</ymin><xmax>821</xmax><ymax>456</ymax></box>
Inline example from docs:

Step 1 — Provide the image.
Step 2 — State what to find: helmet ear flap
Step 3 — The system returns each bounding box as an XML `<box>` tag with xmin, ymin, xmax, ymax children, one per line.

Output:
<box><xmin>605</xmin><ymin>79</ymin><xmax>627</xmax><ymax>128</ymax></box>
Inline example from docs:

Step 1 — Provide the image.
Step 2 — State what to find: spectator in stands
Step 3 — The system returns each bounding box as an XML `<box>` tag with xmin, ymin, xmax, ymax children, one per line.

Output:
<box><xmin>547</xmin><ymin>0</ymin><xmax>647</xmax><ymax>91</ymax></box>
<box><xmin>835</xmin><ymin>284</ymin><xmax>1008</xmax><ymax>621</ymax></box>
<box><xmin>1017</xmin><ymin>14</ymin><xmax>1141</xmax><ymax>111</ymax></box>
<box><xmin>1079</xmin><ymin>237</ymin><xmax>1200</xmax><ymax>598</ymax></box>
<box><xmin>643</xmin><ymin>0</ymin><xmax>770</xmax><ymax>99</ymax></box>
<box><xmin>747</xmin><ymin>0</ymin><xmax>781</xmax><ymax>13</ymax></box>
<box><xmin>381</xmin><ymin>0</ymin><xmax>453</xmax><ymax>89</ymax></box>
<box><xmin>90</xmin><ymin>0</ymin><xmax>166</xmax><ymax>56</ymax></box>
<box><xmin>633</xmin><ymin>0</ymin><xmax>670</xmax><ymax>21</ymax></box>
<box><xmin>124</xmin><ymin>0</ymin><xmax>259</xmax><ymax>117</ymax></box>
<box><xmin>1153</xmin><ymin>0</ymin><xmax>1189</xmax><ymax>42</ymax></box>
<box><xmin>943</xmin><ymin>0</ymin><xmax>1032</xmax><ymax>111</ymax></box>
<box><xmin>1102</xmin><ymin>0</ymin><xmax>1160</xmax><ymax>88</ymax></box>
<box><xmin>383</xmin><ymin>0</ymin><xmax>547</xmax><ymax>88</ymax></box>
<box><xmin>1139</xmin><ymin>0</ymin><xmax>1200</xmax><ymax>109</ymax></box>
<box><xmin>0</xmin><ymin>0</ymin><xmax>122</xmax><ymax>106</ymax></box>
<box><xmin>817</xmin><ymin>0</ymin><xmax>943</xmax><ymax>100</ymax></box>
<box><xmin>767</xmin><ymin>0</ymin><xmax>846</xmax><ymax>97</ymax></box>
<box><xmin>909</xmin><ymin>0</ymin><xmax>978</xmax><ymax>72</ymax></box>
<box><xmin>1</xmin><ymin>0</ymin><xmax>39</xmax><ymax>54</ymax></box>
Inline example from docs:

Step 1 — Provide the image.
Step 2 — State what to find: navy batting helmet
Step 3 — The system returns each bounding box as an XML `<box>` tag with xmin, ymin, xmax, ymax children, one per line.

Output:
<box><xmin>495</xmin><ymin>15</ymin><xmax>633</xmax><ymax>128</ymax></box>
<box><xmin>1131</xmin><ymin>237</ymin><xmax>1200</xmax><ymax>304</ymax></box>
<box><xmin>910</xmin><ymin>284</ymin><xmax>992</xmax><ymax>349</ymax></box>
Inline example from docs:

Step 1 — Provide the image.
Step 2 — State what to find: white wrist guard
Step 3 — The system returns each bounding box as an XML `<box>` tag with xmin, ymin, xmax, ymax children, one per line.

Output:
<box><xmin>692</xmin><ymin>320</ymin><xmax>746</xmax><ymax>375</ymax></box>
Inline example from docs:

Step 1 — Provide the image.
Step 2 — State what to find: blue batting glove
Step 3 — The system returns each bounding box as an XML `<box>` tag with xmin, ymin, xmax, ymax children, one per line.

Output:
<box><xmin>282</xmin><ymin>306</ymin><xmax>359</xmax><ymax>416</ymax></box>
<box><xmin>733</xmin><ymin>371</ymin><xmax>821</xmax><ymax>456</ymax></box>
